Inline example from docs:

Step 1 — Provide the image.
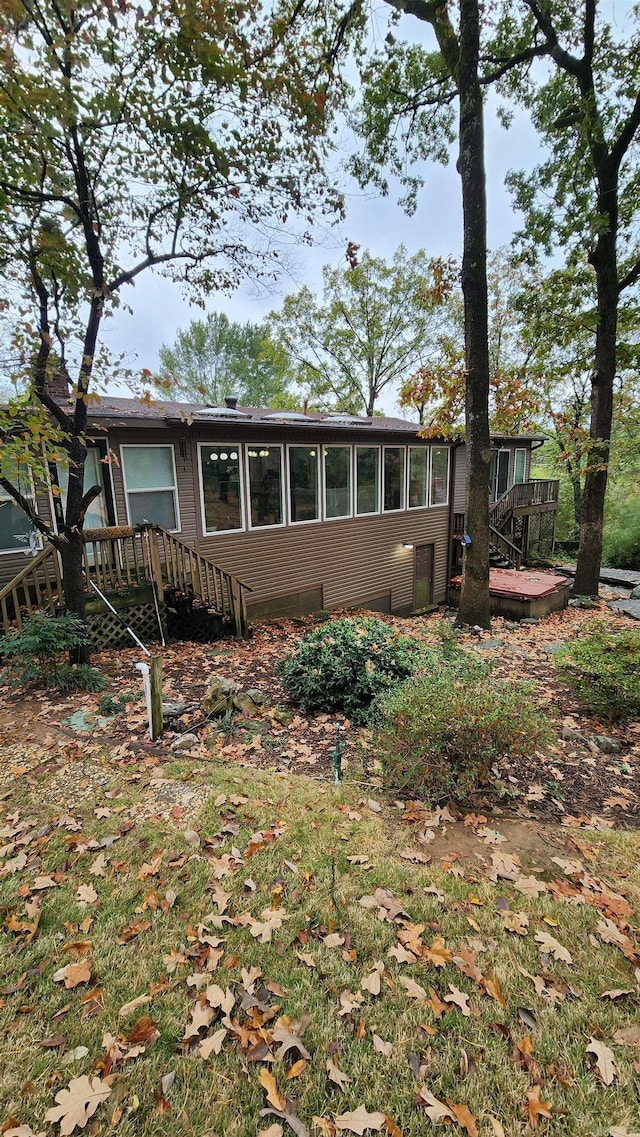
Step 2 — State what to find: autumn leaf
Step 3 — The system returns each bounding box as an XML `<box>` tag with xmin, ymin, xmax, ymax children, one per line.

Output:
<box><xmin>272</xmin><ymin>1016</ymin><xmax>312</xmax><ymax>1061</ymax></box>
<box><xmin>75</xmin><ymin>884</ymin><xmax>98</xmax><ymax>906</ymax></box>
<box><xmin>586</xmin><ymin>1037</ymin><xmax>617</xmax><ymax>1085</ymax></box>
<box><xmin>372</xmin><ymin>1034</ymin><xmax>393</xmax><ymax>1058</ymax></box>
<box><xmin>525</xmin><ymin>1086</ymin><xmax>553</xmax><ymax>1128</ymax></box>
<box><xmin>4</xmin><ymin>1126</ymin><xmax>46</xmax><ymax>1137</ymax></box>
<box><xmin>258</xmin><ymin>1069</ymin><xmax>286</xmax><ymax>1111</ymax></box>
<box><xmin>501</xmin><ymin>911</ymin><xmax>529</xmax><ymax>935</ymax></box>
<box><xmin>361</xmin><ymin>962</ymin><xmax>384</xmax><ymax>996</ymax></box>
<box><xmin>534</xmin><ymin>931</ymin><xmax>573</xmax><ymax>963</ymax></box>
<box><xmin>198</xmin><ymin>1028</ymin><xmax>227</xmax><ymax>1059</ymax></box>
<box><xmin>444</xmin><ymin>984</ymin><xmax>471</xmax><ymax>1016</ymax></box>
<box><xmin>423</xmin><ymin>937</ymin><xmax>452</xmax><ymax>967</ymax></box>
<box><xmin>415</xmin><ymin>1087</ymin><xmax>456</xmax><ymax>1121</ymax></box>
<box><xmin>482</xmin><ymin>974</ymin><xmax>506</xmax><ymax>1007</ymax></box>
<box><xmin>448</xmin><ymin>1101</ymin><xmax>478</xmax><ymax>1136</ymax></box>
<box><xmin>44</xmin><ymin>1075</ymin><xmax>112</xmax><ymax>1134</ymax></box>
<box><xmin>334</xmin><ymin>1106</ymin><xmax>386</xmax><ymax>1133</ymax></box>
<box><xmin>398</xmin><ymin>976</ymin><xmax>427</xmax><ymax>1001</ymax></box>
<box><xmin>52</xmin><ymin>961</ymin><xmax>92</xmax><ymax>989</ymax></box>
<box><xmin>327</xmin><ymin>1055</ymin><xmax>351</xmax><ymax>1090</ymax></box>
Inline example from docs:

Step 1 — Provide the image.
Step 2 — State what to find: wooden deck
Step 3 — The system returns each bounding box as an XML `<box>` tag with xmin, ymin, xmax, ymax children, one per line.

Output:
<box><xmin>0</xmin><ymin>524</ymin><xmax>251</xmax><ymax>641</ymax></box>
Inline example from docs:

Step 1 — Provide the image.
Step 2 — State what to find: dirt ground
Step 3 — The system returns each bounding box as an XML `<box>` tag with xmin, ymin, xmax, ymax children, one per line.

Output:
<box><xmin>0</xmin><ymin>598</ymin><xmax>638</xmax><ymax>838</ymax></box>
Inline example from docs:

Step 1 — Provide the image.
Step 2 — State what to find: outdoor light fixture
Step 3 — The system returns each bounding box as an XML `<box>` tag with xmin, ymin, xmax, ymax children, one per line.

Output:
<box><xmin>403</xmin><ymin>542</ymin><xmax>414</xmax><ymax>550</ymax></box>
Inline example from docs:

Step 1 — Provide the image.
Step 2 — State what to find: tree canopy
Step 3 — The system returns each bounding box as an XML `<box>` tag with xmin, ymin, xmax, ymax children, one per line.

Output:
<box><xmin>158</xmin><ymin>313</ymin><xmax>294</xmax><ymax>409</ymax></box>
<box><xmin>268</xmin><ymin>246</ymin><xmax>456</xmax><ymax>417</ymax></box>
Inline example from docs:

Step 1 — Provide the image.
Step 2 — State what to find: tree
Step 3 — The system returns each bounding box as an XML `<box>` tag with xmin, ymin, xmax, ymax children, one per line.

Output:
<box><xmin>268</xmin><ymin>245</ymin><xmax>456</xmax><ymax>417</ymax></box>
<box><xmin>158</xmin><ymin>313</ymin><xmax>294</xmax><ymax>408</ymax></box>
<box><xmin>0</xmin><ymin>0</ymin><xmax>360</xmax><ymax>646</ymax></box>
<box><xmin>353</xmin><ymin>0</ymin><xmax>494</xmax><ymax>626</ymax></box>
<box><xmin>494</xmin><ymin>1</ymin><xmax>640</xmax><ymax>594</ymax></box>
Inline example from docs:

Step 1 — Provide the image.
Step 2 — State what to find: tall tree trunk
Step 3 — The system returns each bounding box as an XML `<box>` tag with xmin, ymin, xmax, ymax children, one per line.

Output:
<box><xmin>573</xmin><ymin>167</ymin><xmax>618</xmax><ymax>597</ymax></box>
<box><xmin>568</xmin><ymin>469</ymin><xmax>582</xmax><ymax>546</ymax></box>
<box><xmin>60</xmin><ymin>535</ymin><xmax>90</xmax><ymax>663</ymax></box>
<box><xmin>455</xmin><ymin>0</ymin><xmax>491</xmax><ymax>628</ymax></box>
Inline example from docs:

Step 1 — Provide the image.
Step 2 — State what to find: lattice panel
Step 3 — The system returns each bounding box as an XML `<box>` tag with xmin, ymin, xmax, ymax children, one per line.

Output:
<box><xmin>166</xmin><ymin>605</ymin><xmax>231</xmax><ymax>644</ymax></box>
<box><xmin>87</xmin><ymin>604</ymin><xmax>164</xmax><ymax>651</ymax></box>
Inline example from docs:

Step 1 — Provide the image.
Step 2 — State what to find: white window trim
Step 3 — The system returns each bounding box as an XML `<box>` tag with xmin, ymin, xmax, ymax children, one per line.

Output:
<box><xmin>52</xmin><ymin>442</ymin><xmax>116</xmax><ymax>534</ymax></box>
<box><xmin>286</xmin><ymin>444</ymin><xmax>321</xmax><ymax>527</ymax></box>
<box><xmin>514</xmin><ymin>447</ymin><xmax>527</xmax><ymax>485</ymax></box>
<box><xmin>120</xmin><ymin>443</ymin><xmax>181</xmax><ymax>532</ymax></box>
<box><xmin>407</xmin><ymin>445</ymin><xmax>430</xmax><ymax>511</ymax></box>
<box><xmin>197</xmin><ymin>442</ymin><xmax>245</xmax><ymax>536</ymax></box>
<box><xmin>430</xmin><ymin>446</ymin><xmax>450</xmax><ymax>508</ymax></box>
<box><xmin>354</xmin><ymin>445</ymin><xmax>381</xmax><ymax>517</ymax></box>
<box><xmin>382</xmin><ymin>445</ymin><xmax>407</xmax><ymax>513</ymax></box>
<box><xmin>0</xmin><ymin>478</ymin><xmax>42</xmax><ymax>556</ymax></box>
<box><xmin>245</xmin><ymin>443</ymin><xmax>286</xmax><ymax>531</ymax></box>
<box><xmin>322</xmin><ymin>445</ymin><xmax>353</xmax><ymax>521</ymax></box>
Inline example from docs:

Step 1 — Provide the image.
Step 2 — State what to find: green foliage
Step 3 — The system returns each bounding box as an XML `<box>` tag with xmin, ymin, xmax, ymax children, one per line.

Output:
<box><xmin>555</xmin><ymin>621</ymin><xmax>640</xmax><ymax>723</ymax></box>
<box><xmin>0</xmin><ymin>612</ymin><xmax>105</xmax><ymax>692</ymax></box>
<box><xmin>603</xmin><ymin>493</ymin><xmax>640</xmax><ymax>570</ymax></box>
<box><xmin>278</xmin><ymin>616</ymin><xmax>427</xmax><ymax>724</ymax></box>
<box><xmin>372</xmin><ymin>652</ymin><xmax>550</xmax><ymax>805</ymax></box>
<box><xmin>98</xmin><ymin>690</ymin><xmax>136</xmax><ymax>715</ymax></box>
<box><xmin>158</xmin><ymin>313</ymin><xmax>295</xmax><ymax>409</ymax></box>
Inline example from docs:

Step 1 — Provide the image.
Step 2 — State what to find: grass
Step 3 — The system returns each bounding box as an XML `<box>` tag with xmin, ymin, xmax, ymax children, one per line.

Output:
<box><xmin>0</xmin><ymin>755</ymin><xmax>639</xmax><ymax>1137</ymax></box>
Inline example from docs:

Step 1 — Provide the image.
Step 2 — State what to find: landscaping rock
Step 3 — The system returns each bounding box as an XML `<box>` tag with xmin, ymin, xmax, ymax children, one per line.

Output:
<box><xmin>543</xmin><ymin>642</ymin><xmax>568</xmax><ymax>656</ymax></box>
<box><xmin>162</xmin><ymin>700</ymin><xmax>188</xmax><ymax>721</ymax></box>
<box><xmin>631</xmin><ymin>584</ymin><xmax>640</xmax><ymax>599</ymax></box>
<box><xmin>203</xmin><ymin>675</ymin><xmax>239</xmax><ymax>715</ymax></box>
<box><xmin>271</xmin><ymin>705</ymin><xmax>294</xmax><ymax>726</ymax></box>
<box><xmin>232</xmin><ymin>691</ymin><xmax>263</xmax><ymax>715</ymax></box>
<box><xmin>470</xmin><ymin>637</ymin><xmax>503</xmax><ymax>652</ymax></box>
<box><xmin>170</xmin><ymin>733</ymin><xmax>199</xmax><ymax>752</ymax></box>
<box><xmin>236</xmin><ymin>718</ymin><xmax>271</xmax><ymax>736</ymax></box>
<box><xmin>245</xmin><ymin>688</ymin><xmax>268</xmax><ymax>705</ymax></box>
<box><xmin>521</xmin><ymin>617</ymin><xmax>540</xmax><ymax>626</ymax></box>
<box><xmin>561</xmin><ymin>725</ymin><xmax>585</xmax><ymax>744</ymax></box>
<box><xmin>608</xmin><ymin>598</ymin><xmax>640</xmax><ymax>621</ymax></box>
<box><xmin>592</xmin><ymin>734</ymin><xmax>622</xmax><ymax>755</ymax></box>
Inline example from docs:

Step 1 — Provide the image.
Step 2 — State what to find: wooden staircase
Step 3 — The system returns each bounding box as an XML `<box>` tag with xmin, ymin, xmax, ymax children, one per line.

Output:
<box><xmin>0</xmin><ymin>524</ymin><xmax>251</xmax><ymax>642</ymax></box>
<box><xmin>489</xmin><ymin>480</ymin><xmax>559</xmax><ymax>569</ymax></box>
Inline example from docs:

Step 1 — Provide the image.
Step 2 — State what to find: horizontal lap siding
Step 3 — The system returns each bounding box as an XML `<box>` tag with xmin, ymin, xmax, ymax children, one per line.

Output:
<box><xmin>453</xmin><ymin>446</ymin><xmax>467</xmax><ymax>513</ymax></box>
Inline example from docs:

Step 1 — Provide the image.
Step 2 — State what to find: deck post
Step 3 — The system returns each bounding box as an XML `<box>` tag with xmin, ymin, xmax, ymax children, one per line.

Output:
<box><xmin>147</xmin><ymin>526</ymin><xmax>164</xmax><ymax>594</ymax></box>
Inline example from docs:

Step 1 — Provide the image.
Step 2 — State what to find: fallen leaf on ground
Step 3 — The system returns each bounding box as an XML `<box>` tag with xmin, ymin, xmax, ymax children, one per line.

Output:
<box><xmin>327</xmin><ymin>1056</ymin><xmax>350</xmax><ymax>1090</ymax></box>
<box><xmin>534</xmin><ymin>931</ymin><xmax>572</xmax><ymax>963</ymax></box>
<box><xmin>371</xmin><ymin>1034</ymin><xmax>393</xmax><ymax>1058</ymax></box>
<box><xmin>525</xmin><ymin>1086</ymin><xmax>553</xmax><ymax>1128</ymax></box>
<box><xmin>398</xmin><ymin>976</ymin><xmax>427</xmax><ymax>1001</ymax></box>
<box><xmin>415</xmin><ymin>1087</ymin><xmax>455</xmax><ymax>1122</ymax></box>
<box><xmin>52</xmin><ymin>961</ymin><xmax>92</xmax><ymax>989</ymax></box>
<box><xmin>44</xmin><ymin>1074</ymin><xmax>112</xmax><ymax>1134</ymax></box>
<box><xmin>444</xmin><ymin>984</ymin><xmax>471</xmax><ymax>1016</ymax></box>
<box><xmin>198</xmin><ymin>1028</ymin><xmax>227</xmax><ymax>1059</ymax></box>
<box><xmin>587</xmin><ymin>1037</ymin><xmax>617</xmax><ymax>1084</ymax></box>
<box><xmin>334</xmin><ymin>1107</ymin><xmax>386</xmax><ymax>1133</ymax></box>
<box><xmin>448</xmin><ymin>1102</ymin><xmax>478</xmax><ymax>1136</ymax></box>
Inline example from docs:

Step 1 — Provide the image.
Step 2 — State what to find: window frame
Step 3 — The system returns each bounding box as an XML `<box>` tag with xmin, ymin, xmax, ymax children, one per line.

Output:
<box><xmin>429</xmin><ymin>445</ymin><xmax>450</xmax><ymax>508</ymax></box>
<box><xmin>245</xmin><ymin>442</ymin><xmax>286</xmax><ymax>531</ymax></box>
<box><xmin>407</xmin><ymin>445</ymin><xmax>430</xmax><ymax>511</ymax></box>
<box><xmin>120</xmin><ymin>443</ymin><xmax>181</xmax><ymax>532</ymax></box>
<box><xmin>0</xmin><ymin>478</ymin><xmax>41</xmax><ymax>556</ymax></box>
<box><xmin>322</xmin><ymin>444</ymin><xmax>353</xmax><ymax>521</ymax></box>
<box><xmin>197</xmin><ymin>441</ymin><xmax>245</xmax><ymax>536</ymax></box>
<box><xmin>286</xmin><ymin>444</ymin><xmax>321</xmax><ymax>527</ymax></box>
<box><xmin>354</xmin><ymin>445</ymin><xmax>381</xmax><ymax>517</ymax></box>
<box><xmin>382</xmin><ymin>445</ymin><xmax>406</xmax><ymax>513</ymax></box>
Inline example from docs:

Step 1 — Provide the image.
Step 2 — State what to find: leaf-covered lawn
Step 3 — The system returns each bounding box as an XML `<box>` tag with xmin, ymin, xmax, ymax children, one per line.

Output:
<box><xmin>1</xmin><ymin>758</ymin><xmax>639</xmax><ymax>1137</ymax></box>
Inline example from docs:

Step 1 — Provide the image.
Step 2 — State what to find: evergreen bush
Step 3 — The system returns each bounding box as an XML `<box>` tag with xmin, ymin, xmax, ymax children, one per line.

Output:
<box><xmin>0</xmin><ymin>612</ymin><xmax>106</xmax><ymax>692</ymax></box>
<box><xmin>555</xmin><ymin>620</ymin><xmax>640</xmax><ymax>722</ymax></box>
<box><xmin>278</xmin><ymin>615</ymin><xmax>428</xmax><ymax>724</ymax></box>
<box><xmin>372</xmin><ymin>653</ymin><xmax>551</xmax><ymax>804</ymax></box>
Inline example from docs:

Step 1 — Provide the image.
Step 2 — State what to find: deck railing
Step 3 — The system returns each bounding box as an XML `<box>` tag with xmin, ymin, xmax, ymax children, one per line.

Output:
<box><xmin>0</xmin><ymin>524</ymin><xmax>251</xmax><ymax>639</ymax></box>
<box><xmin>490</xmin><ymin>479</ymin><xmax>559</xmax><ymax>529</ymax></box>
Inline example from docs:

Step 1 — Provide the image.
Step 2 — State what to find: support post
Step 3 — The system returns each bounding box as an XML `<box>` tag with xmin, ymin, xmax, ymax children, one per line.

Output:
<box><xmin>149</xmin><ymin>654</ymin><xmax>163</xmax><ymax>741</ymax></box>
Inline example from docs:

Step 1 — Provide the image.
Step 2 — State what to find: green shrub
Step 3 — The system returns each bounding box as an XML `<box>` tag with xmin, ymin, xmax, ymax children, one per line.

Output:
<box><xmin>554</xmin><ymin>620</ymin><xmax>640</xmax><ymax>722</ymax></box>
<box><xmin>278</xmin><ymin>616</ymin><xmax>428</xmax><ymax>724</ymax></box>
<box><xmin>0</xmin><ymin>612</ymin><xmax>105</xmax><ymax>692</ymax></box>
<box><xmin>372</xmin><ymin>653</ymin><xmax>551</xmax><ymax>804</ymax></box>
<box><xmin>602</xmin><ymin>494</ymin><xmax>640</xmax><ymax>570</ymax></box>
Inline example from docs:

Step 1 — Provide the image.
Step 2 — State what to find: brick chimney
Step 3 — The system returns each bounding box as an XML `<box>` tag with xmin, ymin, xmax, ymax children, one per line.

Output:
<box><xmin>46</xmin><ymin>366</ymin><xmax>71</xmax><ymax>400</ymax></box>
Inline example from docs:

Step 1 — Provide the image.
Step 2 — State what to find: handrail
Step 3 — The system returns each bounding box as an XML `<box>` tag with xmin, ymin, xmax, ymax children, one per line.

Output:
<box><xmin>490</xmin><ymin>480</ymin><xmax>559</xmax><ymax>529</ymax></box>
<box><xmin>489</xmin><ymin>524</ymin><xmax>523</xmax><ymax>569</ymax></box>
<box><xmin>0</xmin><ymin>544</ymin><xmax>62</xmax><ymax>632</ymax></box>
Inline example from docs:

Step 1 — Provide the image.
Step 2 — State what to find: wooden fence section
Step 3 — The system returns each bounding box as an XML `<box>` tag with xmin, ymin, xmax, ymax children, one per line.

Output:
<box><xmin>0</xmin><ymin>525</ymin><xmax>250</xmax><ymax>639</ymax></box>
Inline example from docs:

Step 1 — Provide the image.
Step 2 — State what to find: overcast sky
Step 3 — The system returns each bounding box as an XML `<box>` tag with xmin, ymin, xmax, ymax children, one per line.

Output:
<box><xmin>103</xmin><ymin>12</ymin><xmax>541</xmax><ymax>414</ymax></box>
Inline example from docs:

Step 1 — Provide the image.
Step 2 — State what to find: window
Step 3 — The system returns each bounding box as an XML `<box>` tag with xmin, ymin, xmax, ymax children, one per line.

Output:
<box><xmin>0</xmin><ymin>484</ymin><xmax>37</xmax><ymax>555</ymax></box>
<box><xmin>324</xmin><ymin>447</ymin><xmax>352</xmax><ymax>519</ymax></box>
<box><xmin>56</xmin><ymin>447</ymin><xmax>111</xmax><ymax>531</ymax></box>
<box><xmin>514</xmin><ymin>448</ymin><xmax>527</xmax><ymax>485</ymax></box>
<box><xmin>430</xmin><ymin>446</ymin><xmax>449</xmax><ymax>505</ymax></box>
<box><xmin>408</xmin><ymin>447</ymin><xmax>429</xmax><ymax>509</ymax></box>
<box><xmin>199</xmin><ymin>444</ymin><xmax>243</xmax><ymax>533</ymax></box>
<box><xmin>355</xmin><ymin>447</ymin><xmax>379</xmax><ymax>515</ymax></box>
<box><xmin>121</xmin><ymin>445</ymin><xmax>179</xmax><ymax>530</ymax></box>
<box><xmin>288</xmin><ymin>446</ymin><xmax>319</xmax><ymax>523</ymax></box>
<box><xmin>247</xmin><ymin>445</ymin><xmax>283</xmax><ymax>528</ymax></box>
<box><xmin>383</xmin><ymin>447</ymin><xmax>405</xmax><ymax>512</ymax></box>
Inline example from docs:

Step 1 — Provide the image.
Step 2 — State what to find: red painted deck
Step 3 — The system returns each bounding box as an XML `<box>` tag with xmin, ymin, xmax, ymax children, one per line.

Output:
<box><xmin>451</xmin><ymin>568</ymin><xmax>568</xmax><ymax>601</ymax></box>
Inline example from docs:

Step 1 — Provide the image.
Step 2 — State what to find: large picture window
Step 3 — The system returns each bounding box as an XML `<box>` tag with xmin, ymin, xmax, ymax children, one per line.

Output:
<box><xmin>324</xmin><ymin>447</ymin><xmax>352</xmax><ymax>519</ymax></box>
<box><xmin>289</xmin><ymin>446</ymin><xmax>319</xmax><ymax>523</ymax></box>
<box><xmin>199</xmin><ymin>444</ymin><xmax>243</xmax><ymax>533</ymax></box>
<box><xmin>247</xmin><ymin>445</ymin><xmax>283</xmax><ymax>528</ymax></box>
<box><xmin>355</xmin><ymin>447</ymin><xmax>379</xmax><ymax>515</ymax></box>
<box><xmin>121</xmin><ymin>445</ymin><xmax>179</xmax><ymax>530</ymax></box>
<box><xmin>408</xmin><ymin>447</ymin><xmax>429</xmax><ymax>509</ymax></box>
<box><xmin>430</xmin><ymin>446</ymin><xmax>450</xmax><ymax>506</ymax></box>
<box><xmin>383</xmin><ymin>447</ymin><xmax>405</xmax><ymax>512</ymax></box>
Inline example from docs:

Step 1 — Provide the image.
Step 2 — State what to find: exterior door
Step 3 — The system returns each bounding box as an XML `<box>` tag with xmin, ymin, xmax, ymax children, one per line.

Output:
<box><xmin>490</xmin><ymin>449</ymin><xmax>510</xmax><ymax>501</ymax></box>
<box><xmin>413</xmin><ymin>543</ymin><xmax>434</xmax><ymax>612</ymax></box>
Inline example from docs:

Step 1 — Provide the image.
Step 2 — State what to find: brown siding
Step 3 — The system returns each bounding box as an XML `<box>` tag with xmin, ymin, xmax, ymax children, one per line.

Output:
<box><xmin>453</xmin><ymin>446</ymin><xmax>468</xmax><ymax>513</ymax></box>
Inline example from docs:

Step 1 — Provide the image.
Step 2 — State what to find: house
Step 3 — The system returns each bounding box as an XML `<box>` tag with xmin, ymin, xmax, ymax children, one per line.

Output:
<box><xmin>0</xmin><ymin>391</ymin><xmax>559</xmax><ymax>640</ymax></box>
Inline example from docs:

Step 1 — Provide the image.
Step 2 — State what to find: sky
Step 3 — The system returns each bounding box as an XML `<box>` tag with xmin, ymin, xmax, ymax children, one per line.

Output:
<box><xmin>102</xmin><ymin>12</ymin><xmax>541</xmax><ymax>414</ymax></box>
